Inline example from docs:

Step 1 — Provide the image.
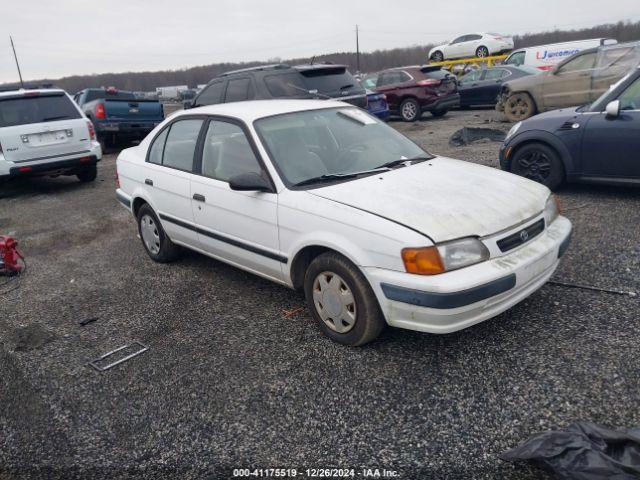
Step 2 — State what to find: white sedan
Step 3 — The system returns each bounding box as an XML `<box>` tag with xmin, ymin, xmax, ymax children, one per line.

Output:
<box><xmin>429</xmin><ymin>33</ymin><xmax>514</xmax><ymax>62</ymax></box>
<box><xmin>115</xmin><ymin>100</ymin><xmax>571</xmax><ymax>346</ymax></box>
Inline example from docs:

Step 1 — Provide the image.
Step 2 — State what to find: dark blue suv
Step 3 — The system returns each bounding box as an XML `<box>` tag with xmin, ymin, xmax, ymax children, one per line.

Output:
<box><xmin>499</xmin><ymin>67</ymin><xmax>640</xmax><ymax>190</ymax></box>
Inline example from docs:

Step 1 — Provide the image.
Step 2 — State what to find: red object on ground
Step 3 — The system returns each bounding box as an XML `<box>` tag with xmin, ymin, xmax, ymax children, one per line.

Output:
<box><xmin>0</xmin><ymin>236</ymin><xmax>23</xmax><ymax>274</ymax></box>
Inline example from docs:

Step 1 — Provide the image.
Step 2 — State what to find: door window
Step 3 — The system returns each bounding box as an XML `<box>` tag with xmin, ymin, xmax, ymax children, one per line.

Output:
<box><xmin>506</xmin><ymin>51</ymin><xmax>525</xmax><ymax>66</ymax></box>
<box><xmin>460</xmin><ymin>70</ymin><xmax>481</xmax><ymax>83</ymax></box>
<box><xmin>557</xmin><ymin>53</ymin><xmax>596</xmax><ymax>74</ymax></box>
<box><xmin>195</xmin><ymin>81</ymin><xmax>225</xmax><ymax>106</ymax></box>
<box><xmin>484</xmin><ymin>69</ymin><xmax>509</xmax><ymax>81</ymax></box>
<box><xmin>148</xmin><ymin>128</ymin><xmax>168</xmax><ymax>165</ymax></box>
<box><xmin>162</xmin><ymin>119</ymin><xmax>203</xmax><ymax>171</ymax></box>
<box><xmin>618</xmin><ymin>77</ymin><xmax>640</xmax><ymax>111</ymax></box>
<box><xmin>225</xmin><ymin>78</ymin><xmax>254</xmax><ymax>103</ymax></box>
<box><xmin>201</xmin><ymin>120</ymin><xmax>262</xmax><ymax>182</ymax></box>
<box><xmin>466</xmin><ymin>34</ymin><xmax>482</xmax><ymax>41</ymax></box>
<box><xmin>451</xmin><ymin>36</ymin><xmax>466</xmax><ymax>44</ymax></box>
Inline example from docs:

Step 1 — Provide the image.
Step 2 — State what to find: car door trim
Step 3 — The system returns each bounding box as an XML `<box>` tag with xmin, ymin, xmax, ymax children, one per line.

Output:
<box><xmin>158</xmin><ymin>212</ymin><xmax>288</xmax><ymax>263</ymax></box>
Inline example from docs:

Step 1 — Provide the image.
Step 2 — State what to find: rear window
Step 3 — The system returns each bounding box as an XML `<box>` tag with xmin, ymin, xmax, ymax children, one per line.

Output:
<box><xmin>84</xmin><ymin>90</ymin><xmax>136</xmax><ymax>102</ymax></box>
<box><xmin>0</xmin><ymin>94</ymin><xmax>81</xmax><ymax>128</ymax></box>
<box><xmin>264</xmin><ymin>73</ymin><xmax>310</xmax><ymax>98</ymax></box>
<box><xmin>299</xmin><ymin>68</ymin><xmax>364</xmax><ymax>95</ymax></box>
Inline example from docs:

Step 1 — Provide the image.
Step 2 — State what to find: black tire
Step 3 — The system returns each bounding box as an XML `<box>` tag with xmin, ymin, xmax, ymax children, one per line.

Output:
<box><xmin>504</xmin><ymin>92</ymin><xmax>536</xmax><ymax>122</ymax></box>
<box><xmin>304</xmin><ymin>252</ymin><xmax>385</xmax><ymax>346</ymax></box>
<box><xmin>77</xmin><ymin>164</ymin><xmax>97</xmax><ymax>182</ymax></box>
<box><xmin>431</xmin><ymin>51</ymin><xmax>444</xmax><ymax>62</ymax></box>
<box><xmin>136</xmin><ymin>204</ymin><xmax>180</xmax><ymax>263</ymax></box>
<box><xmin>510</xmin><ymin>142</ymin><xmax>565</xmax><ymax>190</ymax></box>
<box><xmin>399</xmin><ymin>98</ymin><xmax>421</xmax><ymax>122</ymax></box>
<box><xmin>430</xmin><ymin>109</ymin><xmax>448</xmax><ymax>117</ymax></box>
<box><xmin>476</xmin><ymin>46</ymin><xmax>490</xmax><ymax>58</ymax></box>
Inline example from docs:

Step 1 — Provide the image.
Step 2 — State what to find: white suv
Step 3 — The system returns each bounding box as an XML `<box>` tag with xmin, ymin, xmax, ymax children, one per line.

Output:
<box><xmin>429</xmin><ymin>33</ymin><xmax>514</xmax><ymax>62</ymax></box>
<box><xmin>0</xmin><ymin>89</ymin><xmax>102</xmax><ymax>183</ymax></box>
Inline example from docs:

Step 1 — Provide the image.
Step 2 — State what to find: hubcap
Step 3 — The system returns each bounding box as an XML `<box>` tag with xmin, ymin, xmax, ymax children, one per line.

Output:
<box><xmin>312</xmin><ymin>272</ymin><xmax>356</xmax><ymax>334</ymax></box>
<box><xmin>402</xmin><ymin>102</ymin><xmax>417</xmax><ymax>120</ymax></box>
<box><xmin>518</xmin><ymin>151</ymin><xmax>551</xmax><ymax>183</ymax></box>
<box><xmin>507</xmin><ymin>96</ymin><xmax>530</xmax><ymax>119</ymax></box>
<box><xmin>478</xmin><ymin>48</ymin><xmax>488</xmax><ymax>57</ymax></box>
<box><xmin>140</xmin><ymin>214</ymin><xmax>161</xmax><ymax>255</ymax></box>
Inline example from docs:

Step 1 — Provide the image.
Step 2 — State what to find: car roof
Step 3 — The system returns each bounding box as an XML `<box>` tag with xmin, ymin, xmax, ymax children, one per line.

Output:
<box><xmin>293</xmin><ymin>64</ymin><xmax>347</xmax><ymax>71</ymax></box>
<box><xmin>0</xmin><ymin>88</ymin><xmax>66</xmax><ymax>98</ymax></box>
<box><xmin>218</xmin><ymin>64</ymin><xmax>292</xmax><ymax>77</ymax></box>
<box><xmin>174</xmin><ymin>99</ymin><xmax>353</xmax><ymax>123</ymax></box>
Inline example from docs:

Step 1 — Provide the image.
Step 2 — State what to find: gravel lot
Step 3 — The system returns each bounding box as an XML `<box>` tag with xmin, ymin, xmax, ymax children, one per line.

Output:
<box><xmin>1</xmin><ymin>109</ymin><xmax>638</xmax><ymax>479</ymax></box>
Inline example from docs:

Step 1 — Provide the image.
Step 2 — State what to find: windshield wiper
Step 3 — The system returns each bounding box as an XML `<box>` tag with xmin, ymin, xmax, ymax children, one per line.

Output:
<box><xmin>376</xmin><ymin>155</ymin><xmax>433</xmax><ymax>170</ymax></box>
<box><xmin>286</xmin><ymin>83</ymin><xmax>332</xmax><ymax>99</ymax></box>
<box><xmin>293</xmin><ymin>168</ymin><xmax>391</xmax><ymax>187</ymax></box>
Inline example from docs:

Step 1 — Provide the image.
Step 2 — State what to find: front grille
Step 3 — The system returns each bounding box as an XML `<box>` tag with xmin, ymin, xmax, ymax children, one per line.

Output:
<box><xmin>497</xmin><ymin>219</ymin><xmax>545</xmax><ymax>253</ymax></box>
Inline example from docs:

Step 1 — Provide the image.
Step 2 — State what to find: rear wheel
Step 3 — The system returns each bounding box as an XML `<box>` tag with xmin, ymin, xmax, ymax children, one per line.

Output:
<box><xmin>476</xmin><ymin>46</ymin><xmax>490</xmax><ymax>58</ymax></box>
<box><xmin>77</xmin><ymin>164</ymin><xmax>97</xmax><ymax>182</ymax></box>
<box><xmin>504</xmin><ymin>92</ymin><xmax>536</xmax><ymax>121</ymax></box>
<box><xmin>399</xmin><ymin>98</ymin><xmax>421</xmax><ymax>122</ymax></box>
<box><xmin>511</xmin><ymin>143</ymin><xmax>565</xmax><ymax>190</ymax></box>
<box><xmin>304</xmin><ymin>252</ymin><xmax>385</xmax><ymax>346</ymax></box>
<box><xmin>431</xmin><ymin>51</ymin><xmax>444</xmax><ymax>62</ymax></box>
<box><xmin>136</xmin><ymin>204</ymin><xmax>180</xmax><ymax>263</ymax></box>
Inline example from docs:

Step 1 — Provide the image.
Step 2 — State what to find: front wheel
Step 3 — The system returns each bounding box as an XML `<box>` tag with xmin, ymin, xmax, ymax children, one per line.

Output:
<box><xmin>476</xmin><ymin>46</ymin><xmax>489</xmax><ymax>58</ymax></box>
<box><xmin>304</xmin><ymin>252</ymin><xmax>385</xmax><ymax>346</ymax></box>
<box><xmin>504</xmin><ymin>92</ymin><xmax>536</xmax><ymax>122</ymax></box>
<box><xmin>136</xmin><ymin>204</ymin><xmax>180</xmax><ymax>263</ymax></box>
<box><xmin>511</xmin><ymin>143</ymin><xmax>565</xmax><ymax>190</ymax></box>
<box><xmin>399</xmin><ymin>98</ymin><xmax>421</xmax><ymax>122</ymax></box>
<box><xmin>431</xmin><ymin>51</ymin><xmax>444</xmax><ymax>62</ymax></box>
<box><xmin>77</xmin><ymin>164</ymin><xmax>97</xmax><ymax>182</ymax></box>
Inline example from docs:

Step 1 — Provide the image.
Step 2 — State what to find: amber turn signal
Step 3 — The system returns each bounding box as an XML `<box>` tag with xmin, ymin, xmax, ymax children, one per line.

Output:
<box><xmin>401</xmin><ymin>247</ymin><xmax>445</xmax><ymax>275</ymax></box>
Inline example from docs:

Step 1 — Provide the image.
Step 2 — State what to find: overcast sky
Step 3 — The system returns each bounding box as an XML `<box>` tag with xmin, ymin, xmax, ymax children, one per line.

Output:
<box><xmin>1</xmin><ymin>0</ymin><xmax>638</xmax><ymax>83</ymax></box>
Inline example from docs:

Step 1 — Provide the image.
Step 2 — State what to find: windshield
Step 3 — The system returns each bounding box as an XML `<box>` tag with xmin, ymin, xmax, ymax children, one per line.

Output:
<box><xmin>0</xmin><ymin>93</ymin><xmax>81</xmax><ymax>127</ymax></box>
<box><xmin>254</xmin><ymin>107</ymin><xmax>430</xmax><ymax>187</ymax></box>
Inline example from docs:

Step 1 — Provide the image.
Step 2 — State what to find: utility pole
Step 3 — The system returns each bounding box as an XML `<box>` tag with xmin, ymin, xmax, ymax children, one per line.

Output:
<box><xmin>355</xmin><ymin>25</ymin><xmax>361</xmax><ymax>74</ymax></box>
<box><xmin>10</xmin><ymin>36</ymin><xmax>24</xmax><ymax>88</ymax></box>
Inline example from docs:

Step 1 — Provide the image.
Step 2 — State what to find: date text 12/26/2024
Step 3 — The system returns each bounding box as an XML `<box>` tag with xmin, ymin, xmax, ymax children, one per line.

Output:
<box><xmin>232</xmin><ymin>468</ymin><xmax>400</xmax><ymax>478</ymax></box>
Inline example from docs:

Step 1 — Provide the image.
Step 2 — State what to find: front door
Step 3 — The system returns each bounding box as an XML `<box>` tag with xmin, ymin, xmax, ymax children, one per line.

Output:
<box><xmin>580</xmin><ymin>76</ymin><xmax>640</xmax><ymax>180</ymax></box>
<box><xmin>190</xmin><ymin>118</ymin><xmax>284</xmax><ymax>282</ymax></box>
<box><xmin>541</xmin><ymin>52</ymin><xmax>596</xmax><ymax>109</ymax></box>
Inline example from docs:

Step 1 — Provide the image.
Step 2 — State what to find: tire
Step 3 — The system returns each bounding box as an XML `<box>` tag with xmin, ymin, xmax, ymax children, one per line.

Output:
<box><xmin>476</xmin><ymin>46</ymin><xmax>489</xmax><ymax>58</ymax></box>
<box><xmin>504</xmin><ymin>92</ymin><xmax>536</xmax><ymax>122</ymax></box>
<box><xmin>510</xmin><ymin>142</ymin><xmax>565</xmax><ymax>190</ymax></box>
<box><xmin>399</xmin><ymin>98</ymin><xmax>421</xmax><ymax>122</ymax></box>
<box><xmin>136</xmin><ymin>204</ymin><xmax>180</xmax><ymax>263</ymax></box>
<box><xmin>303</xmin><ymin>252</ymin><xmax>385</xmax><ymax>346</ymax></box>
<box><xmin>77</xmin><ymin>164</ymin><xmax>97</xmax><ymax>182</ymax></box>
<box><xmin>431</xmin><ymin>51</ymin><xmax>444</xmax><ymax>62</ymax></box>
<box><xmin>431</xmin><ymin>109</ymin><xmax>448</xmax><ymax>117</ymax></box>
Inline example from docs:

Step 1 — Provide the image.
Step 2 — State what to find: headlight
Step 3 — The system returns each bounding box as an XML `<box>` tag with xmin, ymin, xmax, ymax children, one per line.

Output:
<box><xmin>543</xmin><ymin>194</ymin><xmax>560</xmax><ymax>226</ymax></box>
<box><xmin>505</xmin><ymin>121</ymin><xmax>522</xmax><ymax>141</ymax></box>
<box><xmin>402</xmin><ymin>238</ymin><xmax>490</xmax><ymax>275</ymax></box>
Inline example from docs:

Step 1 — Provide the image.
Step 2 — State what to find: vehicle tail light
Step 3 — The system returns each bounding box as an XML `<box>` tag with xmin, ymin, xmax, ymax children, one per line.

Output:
<box><xmin>402</xmin><ymin>247</ymin><xmax>445</xmax><ymax>275</ymax></box>
<box><xmin>417</xmin><ymin>79</ymin><xmax>441</xmax><ymax>87</ymax></box>
<box><xmin>86</xmin><ymin>121</ymin><xmax>96</xmax><ymax>140</ymax></box>
<box><xmin>79</xmin><ymin>156</ymin><xmax>92</xmax><ymax>162</ymax></box>
<box><xmin>18</xmin><ymin>166</ymin><xmax>32</xmax><ymax>173</ymax></box>
<box><xmin>95</xmin><ymin>103</ymin><xmax>106</xmax><ymax>119</ymax></box>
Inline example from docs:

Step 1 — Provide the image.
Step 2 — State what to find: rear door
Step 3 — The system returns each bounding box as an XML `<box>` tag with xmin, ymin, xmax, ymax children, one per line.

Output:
<box><xmin>541</xmin><ymin>52</ymin><xmax>596</xmax><ymax>109</ymax></box>
<box><xmin>190</xmin><ymin>118</ymin><xmax>283</xmax><ymax>281</ymax></box>
<box><xmin>446</xmin><ymin>35</ymin><xmax>468</xmax><ymax>58</ymax></box>
<box><xmin>375</xmin><ymin>71</ymin><xmax>411</xmax><ymax>111</ymax></box>
<box><xmin>461</xmin><ymin>34</ymin><xmax>483</xmax><ymax>57</ymax></box>
<box><xmin>0</xmin><ymin>92</ymin><xmax>91</xmax><ymax>164</ymax></box>
<box><xmin>223</xmin><ymin>77</ymin><xmax>255</xmax><ymax>103</ymax></box>
<box><xmin>475</xmin><ymin>68</ymin><xmax>510</xmax><ymax>104</ymax></box>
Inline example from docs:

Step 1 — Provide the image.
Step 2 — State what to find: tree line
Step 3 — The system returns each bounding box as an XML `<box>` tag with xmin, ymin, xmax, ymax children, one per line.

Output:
<box><xmin>4</xmin><ymin>20</ymin><xmax>640</xmax><ymax>93</ymax></box>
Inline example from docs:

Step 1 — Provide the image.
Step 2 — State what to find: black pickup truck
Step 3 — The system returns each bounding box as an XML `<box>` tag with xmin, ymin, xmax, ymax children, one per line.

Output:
<box><xmin>74</xmin><ymin>87</ymin><xmax>164</xmax><ymax>150</ymax></box>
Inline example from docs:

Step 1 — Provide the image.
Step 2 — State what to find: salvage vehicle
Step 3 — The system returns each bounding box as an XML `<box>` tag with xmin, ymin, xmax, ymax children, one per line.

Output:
<box><xmin>74</xmin><ymin>87</ymin><xmax>164</xmax><ymax>151</ymax></box>
<box><xmin>116</xmin><ymin>100</ymin><xmax>571</xmax><ymax>346</ymax></box>
<box><xmin>500</xmin><ymin>67</ymin><xmax>640</xmax><ymax>190</ymax></box>
<box><xmin>189</xmin><ymin>64</ymin><xmax>367</xmax><ymax>109</ymax></box>
<box><xmin>364</xmin><ymin>89</ymin><xmax>389</xmax><ymax>120</ymax></box>
<box><xmin>429</xmin><ymin>33</ymin><xmax>514</xmax><ymax>62</ymax></box>
<box><xmin>458</xmin><ymin>66</ymin><xmax>540</xmax><ymax>108</ymax></box>
<box><xmin>0</xmin><ymin>89</ymin><xmax>102</xmax><ymax>183</ymax></box>
<box><xmin>504</xmin><ymin>38</ymin><xmax>617</xmax><ymax>71</ymax></box>
<box><xmin>497</xmin><ymin>42</ymin><xmax>640</xmax><ymax>121</ymax></box>
<box><xmin>373</xmin><ymin>66</ymin><xmax>459</xmax><ymax>121</ymax></box>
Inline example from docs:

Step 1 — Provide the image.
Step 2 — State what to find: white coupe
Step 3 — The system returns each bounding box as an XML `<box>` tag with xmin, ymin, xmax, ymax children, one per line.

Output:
<box><xmin>115</xmin><ymin>100</ymin><xmax>571</xmax><ymax>346</ymax></box>
<box><xmin>429</xmin><ymin>33</ymin><xmax>514</xmax><ymax>62</ymax></box>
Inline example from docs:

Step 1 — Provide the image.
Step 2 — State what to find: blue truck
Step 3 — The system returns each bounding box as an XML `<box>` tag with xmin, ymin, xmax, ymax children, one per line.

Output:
<box><xmin>74</xmin><ymin>87</ymin><xmax>164</xmax><ymax>151</ymax></box>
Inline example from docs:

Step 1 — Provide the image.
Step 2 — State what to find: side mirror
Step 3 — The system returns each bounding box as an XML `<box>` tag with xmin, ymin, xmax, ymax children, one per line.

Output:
<box><xmin>229</xmin><ymin>172</ymin><xmax>272</xmax><ymax>192</ymax></box>
<box><xmin>605</xmin><ymin>100</ymin><xmax>620</xmax><ymax>118</ymax></box>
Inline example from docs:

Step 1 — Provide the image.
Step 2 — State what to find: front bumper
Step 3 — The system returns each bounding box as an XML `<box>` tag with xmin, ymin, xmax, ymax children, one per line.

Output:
<box><xmin>365</xmin><ymin>216</ymin><xmax>572</xmax><ymax>334</ymax></box>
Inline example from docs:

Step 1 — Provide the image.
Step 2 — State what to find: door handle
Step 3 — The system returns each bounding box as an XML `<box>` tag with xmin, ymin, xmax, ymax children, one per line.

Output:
<box><xmin>145</xmin><ymin>179</ymin><xmax>153</xmax><ymax>186</ymax></box>
<box><xmin>193</xmin><ymin>193</ymin><xmax>206</xmax><ymax>202</ymax></box>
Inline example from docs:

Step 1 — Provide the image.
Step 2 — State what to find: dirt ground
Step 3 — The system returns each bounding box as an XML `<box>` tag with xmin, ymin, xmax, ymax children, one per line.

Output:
<box><xmin>1</xmin><ymin>108</ymin><xmax>639</xmax><ymax>480</ymax></box>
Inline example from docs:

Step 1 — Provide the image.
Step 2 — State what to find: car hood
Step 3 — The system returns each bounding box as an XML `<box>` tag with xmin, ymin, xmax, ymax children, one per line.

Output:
<box><xmin>308</xmin><ymin>157</ymin><xmax>549</xmax><ymax>243</ymax></box>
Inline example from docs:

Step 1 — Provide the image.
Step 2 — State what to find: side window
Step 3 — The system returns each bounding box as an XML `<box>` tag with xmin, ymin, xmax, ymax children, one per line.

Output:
<box><xmin>557</xmin><ymin>53</ymin><xmax>597</xmax><ymax>74</ymax></box>
<box><xmin>618</xmin><ymin>77</ymin><xmax>640</xmax><ymax>111</ymax></box>
<box><xmin>484</xmin><ymin>69</ymin><xmax>508</xmax><ymax>81</ymax></box>
<box><xmin>398</xmin><ymin>71</ymin><xmax>412</xmax><ymax>83</ymax></box>
<box><xmin>461</xmin><ymin>70</ymin><xmax>481</xmax><ymax>83</ymax></box>
<box><xmin>196</xmin><ymin>81</ymin><xmax>224</xmax><ymax>106</ymax></box>
<box><xmin>451</xmin><ymin>36</ymin><xmax>465</xmax><ymax>44</ymax></box>
<box><xmin>148</xmin><ymin>128</ymin><xmax>168</xmax><ymax>165</ymax></box>
<box><xmin>225</xmin><ymin>78</ymin><xmax>252</xmax><ymax>103</ymax></box>
<box><xmin>467</xmin><ymin>34</ymin><xmax>482</xmax><ymax>41</ymax></box>
<box><xmin>162</xmin><ymin>119</ymin><xmax>203</xmax><ymax>171</ymax></box>
<box><xmin>201</xmin><ymin>120</ymin><xmax>262</xmax><ymax>182</ymax></box>
<box><xmin>376</xmin><ymin>73</ymin><xmax>392</xmax><ymax>87</ymax></box>
<box><xmin>506</xmin><ymin>51</ymin><xmax>525</xmax><ymax>66</ymax></box>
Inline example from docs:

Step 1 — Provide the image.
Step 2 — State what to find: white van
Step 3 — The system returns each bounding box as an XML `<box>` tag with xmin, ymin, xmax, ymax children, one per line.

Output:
<box><xmin>504</xmin><ymin>38</ymin><xmax>618</xmax><ymax>70</ymax></box>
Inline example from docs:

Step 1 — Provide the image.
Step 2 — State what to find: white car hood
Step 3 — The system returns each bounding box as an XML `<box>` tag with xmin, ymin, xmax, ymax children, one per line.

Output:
<box><xmin>308</xmin><ymin>157</ymin><xmax>549</xmax><ymax>243</ymax></box>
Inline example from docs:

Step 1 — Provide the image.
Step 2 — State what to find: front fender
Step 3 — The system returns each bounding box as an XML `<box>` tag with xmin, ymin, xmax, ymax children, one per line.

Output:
<box><xmin>505</xmin><ymin>129</ymin><xmax>575</xmax><ymax>175</ymax></box>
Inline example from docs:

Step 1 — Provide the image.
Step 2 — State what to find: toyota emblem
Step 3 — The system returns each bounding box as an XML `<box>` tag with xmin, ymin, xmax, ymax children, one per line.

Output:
<box><xmin>520</xmin><ymin>230</ymin><xmax>529</xmax><ymax>242</ymax></box>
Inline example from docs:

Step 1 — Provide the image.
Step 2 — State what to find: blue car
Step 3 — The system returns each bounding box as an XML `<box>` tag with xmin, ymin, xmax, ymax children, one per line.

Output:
<box><xmin>500</xmin><ymin>67</ymin><xmax>640</xmax><ymax>190</ymax></box>
<box><xmin>365</xmin><ymin>89</ymin><xmax>389</xmax><ymax>120</ymax></box>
